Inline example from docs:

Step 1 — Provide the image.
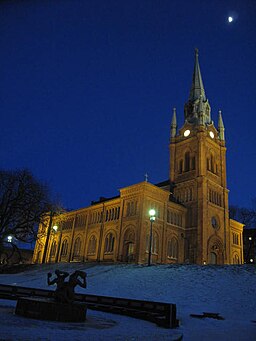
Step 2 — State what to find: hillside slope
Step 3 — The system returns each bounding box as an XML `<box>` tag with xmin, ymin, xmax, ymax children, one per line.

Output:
<box><xmin>0</xmin><ymin>263</ymin><xmax>255</xmax><ymax>340</ymax></box>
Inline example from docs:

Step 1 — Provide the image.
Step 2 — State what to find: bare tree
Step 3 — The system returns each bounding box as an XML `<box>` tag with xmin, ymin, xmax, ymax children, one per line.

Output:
<box><xmin>229</xmin><ymin>205</ymin><xmax>256</xmax><ymax>227</ymax></box>
<box><xmin>0</xmin><ymin>169</ymin><xmax>55</xmax><ymax>264</ymax></box>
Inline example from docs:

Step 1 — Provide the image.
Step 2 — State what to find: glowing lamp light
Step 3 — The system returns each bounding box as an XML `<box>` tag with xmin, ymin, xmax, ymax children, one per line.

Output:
<box><xmin>7</xmin><ymin>235</ymin><xmax>13</xmax><ymax>243</ymax></box>
<box><xmin>52</xmin><ymin>225</ymin><xmax>58</xmax><ymax>232</ymax></box>
<box><xmin>249</xmin><ymin>237</ymin><xmax>252</xmax><ymax>241</ymax></box>
<box><xmin>250</xmin><ymin>258</ymin><xmax>254</xmax><ymax>263</ymax></box>
<box><xmin>228</xmin><ymin>16</ymin><xmax>233</xmax><ymax>23</ymax></box>
<box><xmin>149</xmin><ymin>209</ymin><xmax>156</xmax><ymax>222</ymax></box>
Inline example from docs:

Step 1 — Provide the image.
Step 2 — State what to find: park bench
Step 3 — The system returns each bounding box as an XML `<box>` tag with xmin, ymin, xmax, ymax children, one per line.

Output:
<box><xmin>0</xmin><ymin>283</ymin><xmax>178</xmax><ymax>328</ymax></box>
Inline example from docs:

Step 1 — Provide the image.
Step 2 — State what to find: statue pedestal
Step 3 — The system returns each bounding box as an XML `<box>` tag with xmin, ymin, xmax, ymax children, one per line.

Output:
<box><xmin>15</xmin><ymin>297</ymin><xmax>87</xmax><ymax>322</ymax></box>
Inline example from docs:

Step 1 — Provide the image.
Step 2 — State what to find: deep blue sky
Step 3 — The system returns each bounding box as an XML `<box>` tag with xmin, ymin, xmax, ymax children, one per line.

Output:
<box><xmin>1</xmin><ymin>0</ymin><xmax>256</xmax><ymax>210</ymax></box>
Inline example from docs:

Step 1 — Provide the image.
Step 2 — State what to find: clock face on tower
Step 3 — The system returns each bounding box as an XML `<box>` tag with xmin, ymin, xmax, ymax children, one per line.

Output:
<box><xmin>209</xmin><ymin>131</ymin><xmax>214</xmax><ymax>139</ymax></box>
<box><xmin>184</xmin><ymin>129</ymin><xmax>190</xmax><ymax>137</ymax></box>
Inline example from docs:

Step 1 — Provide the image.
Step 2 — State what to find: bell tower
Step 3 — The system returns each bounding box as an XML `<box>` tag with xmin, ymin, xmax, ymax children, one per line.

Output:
<box><xmin>169</xmin><ymin>49</ymin><xmax>230</xmax><ymax>264</ymax></box>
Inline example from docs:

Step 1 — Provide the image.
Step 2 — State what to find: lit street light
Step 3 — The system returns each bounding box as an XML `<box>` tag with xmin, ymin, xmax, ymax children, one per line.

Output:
<box><xmin>148</xmin><ymin>209</ymin><xmax>156</xmax><ymax>266</ymax></box>
<box><xmin>7</xmin><ymin>235</ymin><xmax>13</xmax><ymax>243</ymax></box>
<box><xmin>52</xmin><ymin>225</ymin><xmax>58</xmax><ymax>232</ymax></box>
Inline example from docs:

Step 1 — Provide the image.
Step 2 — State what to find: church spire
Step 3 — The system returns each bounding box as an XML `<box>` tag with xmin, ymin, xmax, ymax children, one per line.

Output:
<box><xmin>184</xmin><ymin>49</ymin><xmax>211</xmax><ymax>126</ymax></box>
<box><xmin>218</xmin><ymin>110</ymin><xmax>225</xmax><ymax>141</ymax></box>
<box><xmin>189</xmin><ymin>48</ymin><xmax>206</xmax><ymax>102</ymax></box>
<box><xmin>170</xmin><ymin>107</ymin><xmax>177</xmax><ymax>138</ymax></box>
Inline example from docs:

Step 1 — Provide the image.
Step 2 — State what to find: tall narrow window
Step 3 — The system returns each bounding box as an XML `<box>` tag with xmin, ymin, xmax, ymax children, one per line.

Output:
<box><xmin>211</xmin><ymin>155</ymin><xmax>214</xmax><ymax>173</ymax></box>
<box><xmin>207</xmin><ymin>158</ymin><xmax>210</xmax><ymax>171</ymax></box>
<box><xmin>88</xmin><ymin>235</ymin><xmax>97</xmax><ymax>255</ymax></box>
<box><xmin>61</xmin><ymin>239</ymin><xmax>68</xmax><ymax>256</ymax></box>
<box><xmin>184</xmin><ymin>152</ymin><xmax>190</xmax><ymax>172</ymax></box>
<box><xmin>104</xmin><ymin>233</ymin><xmax>115</xmax><ymax>253</ymax></box>
<box><xmin>152</xmin><ymin>232</ymin><xmax>159</xmax><ymax>254</ymax></box>
<box><xmin>191</xmin><ymin>156</ymin><xmax>195</xmax><ymax>170</ymax></box>
<box><xmin>168</xmin><ymin>238</ymin><xmax>178</xmax><ymax>259</ymax></box>
<box><xmin>73</xmin><ymin>237</ymin><xmax>81</xmax><ymax>257</ymax></box>
<box><xmin>179</xmin><ymin>160</ymin><xmax>183</xmax><ymax>174</ymax></box>
<box><xmin>50</xmin><ymin>241</ymin><xmax>57</xmax><ymax>257</ymax></box>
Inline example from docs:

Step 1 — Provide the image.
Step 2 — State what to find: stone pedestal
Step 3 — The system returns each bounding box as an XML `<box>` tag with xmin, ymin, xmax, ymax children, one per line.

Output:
<box><xmin>15</xmin><ymin>297</ymin><xmax>87</xmax><ymax>322</ymax></box>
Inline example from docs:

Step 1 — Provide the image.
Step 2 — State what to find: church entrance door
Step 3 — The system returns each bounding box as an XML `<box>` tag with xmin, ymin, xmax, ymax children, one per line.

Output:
<box><xmin>124</xmin><ymin>242</ymin><xmax>134</xmax><ymax>262</ymax></box>
<box><xmin>122</xmin><ymin>227</ymin><xmax>135</xmax><ymax>262</ymax></box>
<box><xmin>210</xmin><ymin>252</ymin><xmax>217</xmax><ymax>264</ymax></box>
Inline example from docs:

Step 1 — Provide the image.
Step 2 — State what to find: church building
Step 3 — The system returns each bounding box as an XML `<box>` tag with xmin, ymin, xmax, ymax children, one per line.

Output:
<box><xmin>33</xmin><ymin>50</ymin><xmax>243</xmax><ymax>265</ymax></box>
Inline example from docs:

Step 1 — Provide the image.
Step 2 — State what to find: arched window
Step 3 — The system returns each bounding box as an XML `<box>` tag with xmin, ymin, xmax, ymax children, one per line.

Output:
<box><xmin>168</xmin><ymin>238</ymin><xmax>178</xmax><ymax>259</ymax></box>
<box><xmin>233</xmin><ymin>254</ymin><xmax>240</xmax><ymax>264</ymax></box>
<box><xmin>73</xmin><ymin>237</ymin><xmax>81</xmax><ymax>257</ymax></box>
<box><xmin>184</xmin><ymin>152</ymin><xmax>190</xmax><ymax>172</ymax></box>
<box><xmin>210</xmin><ymin>154</ymin><xmax>214</xmax><ymax>173</ymax></box>
<box><xmin>191</xmin><ymin>156</ymin><xmax>196</xmax><ymax>170</ymax></box>
<box><xmin>88</xmin><ymin>235</ymin><xmax>97</xmax><ymax>255</ymax></box>
<box><xmin>146</xmin><ymin>232</ymin><xmax>159</xmax><ymax>254</ymax></box>
<box><xmin>104</xmin><ymin>233</ymin><xmax>115</xmax><ymax>253</ymax></box>
<box><xmin>152</xmin><ymin>232</ymin><xmax>159</xmax><ymax>254</ymax></box>
<box><xmin>50</xmin><ymin>241</ymin><xmax>57</xmax><ymax>257</ymax></box>
<box><xmin>127</xmin><ymin>203</ymin><xmax>130</xmax><ymax>216</ymax></box>
<box><xmin>179</xmin><ymin>160</ymin><xmax>183</xmax><ymax>174</ymax></box>
<box><xmin>207</xmin><ymin>158</ymin><xmax>210</xmax><ymax>171</ymax></box>
<box><xmin>61</xmin><ymin>239</ymin><xmax>68</xmax><ymax>256</ymax></box>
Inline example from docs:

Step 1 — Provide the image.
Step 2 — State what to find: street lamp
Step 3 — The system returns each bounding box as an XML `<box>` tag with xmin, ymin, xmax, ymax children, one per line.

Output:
<box><xmin>148</xmin><ymin>209</ymin><xmax>156</xmax><ymax>266</ymax></box>
<box><xmin>52</xmin><ymin>225</ymin><xmax>58</xmax><ymax>232</ymax></box>
<box><xmin>7</xmin><ymin>235</ymin><xmax>13</xmax><ymax>243</ymax></box>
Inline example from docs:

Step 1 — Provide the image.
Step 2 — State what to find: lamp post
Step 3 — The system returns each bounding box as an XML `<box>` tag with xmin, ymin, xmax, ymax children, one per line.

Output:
<box><xmin>7</xmin><ymin>235</ymin><xmax>13</xmax><ymax>243</ymax></box>
<box><xmin>148</xmin><ymin>209</ymin><xmax>156</xmax><ymax>266</ymax></box>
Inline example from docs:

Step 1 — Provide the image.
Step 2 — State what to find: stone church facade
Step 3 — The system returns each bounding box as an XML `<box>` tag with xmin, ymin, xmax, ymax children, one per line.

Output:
<box><xmin>33</xmin><ymin>50</ymin><xmax>243</xmax><ymax>265</ymax></box>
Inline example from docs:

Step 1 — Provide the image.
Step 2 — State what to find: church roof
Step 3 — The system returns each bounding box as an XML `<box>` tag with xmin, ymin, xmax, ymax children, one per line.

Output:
<box><xmin>189</xmin><ymin>48</ymin><xmax>206</xmax><ymax>102</ymax></box>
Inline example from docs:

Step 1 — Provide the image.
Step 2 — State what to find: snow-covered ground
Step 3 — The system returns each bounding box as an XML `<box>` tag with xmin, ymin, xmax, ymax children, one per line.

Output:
<box><xmin>0</xmin><ymin>263</ymin><xmax>255</xmax><ymax>340</ymax></box>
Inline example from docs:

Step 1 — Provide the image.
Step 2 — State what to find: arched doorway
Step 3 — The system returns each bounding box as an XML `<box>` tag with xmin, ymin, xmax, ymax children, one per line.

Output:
<box><xmin>122</xmin><ymin>227</ymin><xmax>135</xmax><ymax>262</ymax></box>
<box><xmin>208</xmin><ymin>236</ymin><xmax>224</xmax><ymax>265</ymax></box>
<box><xmin>210</xmin><ymin>252</ymin><xmax>217</xmax><ymax>264</ymax></box>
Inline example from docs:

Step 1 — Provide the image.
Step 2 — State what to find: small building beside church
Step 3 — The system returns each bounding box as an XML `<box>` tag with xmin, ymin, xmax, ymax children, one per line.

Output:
<box><xmin>33</xmin><ymin>50</ymin><xmax>243</xmax><ymax>265</ymax></box>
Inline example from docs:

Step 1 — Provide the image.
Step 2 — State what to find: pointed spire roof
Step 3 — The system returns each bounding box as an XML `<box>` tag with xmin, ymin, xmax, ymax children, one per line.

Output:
<box><xmin>170</xmin><ymin>107</ymin><xmax>177</xmax><ymax>138</ymax></box>
<box><xmin>189</xmin><ymin>48</ymin><xmax>206</xmax><ymax>102</ymax></box>
<box><xmin>218</xmin><ymin>110</ymin><xmax>224</xmax><ymax>129</ymax></box>
<box><xmin>218</xmin><ymin>110</ymin><xmax>225</xmax><ymax>141</ymax></box>
<box><xmin>171</xmin><ymin>107</ymin><xmax>177</xmax><ymax>126</ymax></box>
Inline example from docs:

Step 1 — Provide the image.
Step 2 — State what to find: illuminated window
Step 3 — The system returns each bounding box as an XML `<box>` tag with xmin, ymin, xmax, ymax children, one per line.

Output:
<box><xmin>233</xmin><ymin>254</ymin><xmax>240</xmax><ymax>264</ymax></box>
<box><xmin>73</xmin><ymin>237</ymin><xmax>81</xmax><ymax>257</ymax></box>
<box><xmin>88</xmin><ymin>235</ymin><xmax>97</xmax><ymax>255</ymax></box>
<box><xmin>61</xmin><ymin>239</ymin><xmax>68</xmax><ymax>256</ymax></box>
<box><xmin>50</xmin><ymin>241</ymin><xmax>57</xmax><ymax>257</ymax></box>
<box><xmin>168</xmin><ymin>238</ymin><xmax>178</xmax><ymax>259</ymax></box>
<box><xmin>104</xmin><ymin>233</ymin><xmax>115</xmax><ymax>253</ymax></box>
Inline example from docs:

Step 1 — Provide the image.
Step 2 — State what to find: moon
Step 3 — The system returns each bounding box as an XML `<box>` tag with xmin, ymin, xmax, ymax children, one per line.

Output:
<box><xmin>228</xmin><ymin>16</ymin><xmax>233</xmax><ymax>23</ymax></box>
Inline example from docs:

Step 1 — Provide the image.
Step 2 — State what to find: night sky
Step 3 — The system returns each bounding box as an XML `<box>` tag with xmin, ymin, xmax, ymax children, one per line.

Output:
<box><xmin>1</xmin><ymin>0</ymin><xmax>256</xmax><ymax>210</ymax></box>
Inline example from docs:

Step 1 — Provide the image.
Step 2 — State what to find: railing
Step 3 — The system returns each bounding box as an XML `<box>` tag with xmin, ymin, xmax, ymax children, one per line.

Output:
<box><xmin>0</xmin><ymin>284</ymin><xmax>178</xmax><ymax>328</ymax></box>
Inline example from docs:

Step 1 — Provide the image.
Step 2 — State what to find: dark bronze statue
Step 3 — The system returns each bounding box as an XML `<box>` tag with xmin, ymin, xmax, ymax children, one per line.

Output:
<box><xmin>47</xmin><ymin>270</ymin><xmax>87</xmax><ymax>303</ymax></box>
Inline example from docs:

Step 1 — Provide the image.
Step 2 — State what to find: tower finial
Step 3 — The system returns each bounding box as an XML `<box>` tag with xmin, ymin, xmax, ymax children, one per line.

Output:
<box><xmin>170</xmin><ymin>107</ymin><xmax>177</xmax><ymax>138</ymax></box>
<box><xmin>218</xmin><ymin>110</ymin><xmax>225</xmax><ymax>141</ymax></box>
<box><xmin>189</xmin><ymin>48</ymin><xmax>205</xmax><ymax>102</ymax></box>
<box><xmin>184</xmin><ymin>49</ymin><xmax>211</xmax><ymax>125</ymax></box>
